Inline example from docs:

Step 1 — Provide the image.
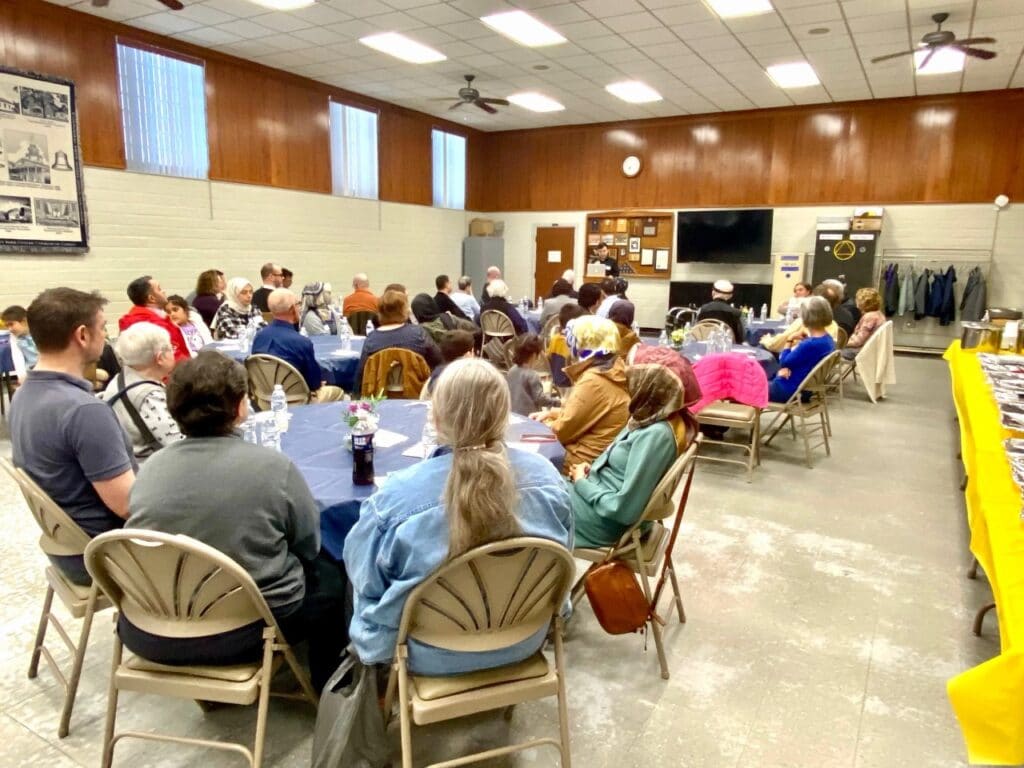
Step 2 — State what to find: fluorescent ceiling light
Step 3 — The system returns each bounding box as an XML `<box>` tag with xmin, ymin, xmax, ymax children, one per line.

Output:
<box><xmin>249</xmin><ymin>0</ymin><xmax>315</xmax><ymax>9</ymax></box>
<box><xmin>706</xmin><ymin>0</ymin><xmax>773</xmax><ymax>19</ymax></box>
<box><xmin>767</xmin><ymin>61</ymin><xmax>820</xmax><ymax>88</ymax></box>
<box><xmin>605</xmin><ymin>81</ymin><xmax>662</xmax><ymax>104</ymax></box>
<box><xmin>508</xmin><ymin>92</ymin><xmax>565</xmax><ymax>112</ymax></box>
<box><xmin>480</xmin><ymin>10</ymin><xmax>566</xmax><ymax>47</ymax></box>
<box><xmin>359</xmin><ymin>32</ymin><xmax>446</xmax><ymax>64</ymax></box>
<box><xmin>914</xmin><ymin>47</ymin><xmax>965</xmax><ymax>74</ymax></box>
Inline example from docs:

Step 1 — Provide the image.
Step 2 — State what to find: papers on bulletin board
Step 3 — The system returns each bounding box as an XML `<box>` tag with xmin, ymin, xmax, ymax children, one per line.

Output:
<box><xmin>640</xmin><ymin>248</ymin><xmax>654</xmax><ymax>266</ymax></box>
<box><xmin>655</xmin><ymin>249</ymin><xmax>670</xmax><ymax>271</ymax></box>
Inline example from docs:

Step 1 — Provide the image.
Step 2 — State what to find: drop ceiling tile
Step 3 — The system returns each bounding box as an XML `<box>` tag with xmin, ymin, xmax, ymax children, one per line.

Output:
<box><xmin>171</xmin><ymin>3</ymin><xmax>236</xmax><ymax>26</ymax></box>
<box><xmin>362</xmin><ymin>11</ymin><xmax>428</xmax><ymax>32</ymax></box>
<box><xmin>529</xmin><ymin>3</ymin><xmax>591</xmax><ymax>25</ymax></box>
<box><xmin>406</xmin><ymin>3</ymin><xmax>473</xmax><ymax>25</ymax></box>
<box><xmin>438</xmin><ymin>20</ymin><xmax>494</xmax><ymax>39</ymax></box>
<box><xmin>69</xmin><ymin>0</ymin><xmax>156</xmax><ymax>21</ymax></box>
<box><xmin>250</xmin><ymin>32</ymin><xmax>309</xmax><ymax>51</ymax></box>
<box><xmin>384</xmin><ymin>0</ymin><xmax>440</xmax><ymax>9</ymax></box>
<box><xmin>700</xmin><ymin>46</ymin><xmax>756</xmax><ymax>64</ymax></box>
<box><xmin>852</xmin><ymin>27</ymin><xmax>911</xmax><ymax>45</ymax></box>
<box><xmin>651</xmin><ymin>3</ymin><xmax>715</xmax><ymax>26</ymax></box>
<box><xmin>173</xmin><ymin>26</ymin><xmax>242</xmax><ymax>46</ymax></box>
<box><xmin>540</xmin><ymin>42</ymin><xmax>589</xmax><ymax>58</ymax></box>
<box><xmin>600</xmin><ymin>47</ymin><xmax>652</xmax><ymax>65</ymax></box>
<box><xmin>248</xmin><ymin>12</ymin><xmax>313</xmax><ymax>33</ymax></box>
<box><xmin>777</xmin><ymin>3</ymin><xmax>843</xmax><ymax>24</ymax></box>
<box><xmin>602</xmin><ymin>12</ymin><xmax>663</xmax><ymax>34</ymax></box>
<box><xmin>675</xmin><ymin>19</ymin><xmax>731</xmax><ymax>40</ymax></box>
<box><xmin>323</xmin><ymin>0</ymin><xmax>391</xmax><ymax>12</ymax></box>
<box><xmin>200</xmin><ymin>0</ymin><xmax>272</xmax><ymax>16</ymax></box>
<box><xmin>323</xmin><ymin>19</ymin><xmax>379</xmax><ymax>39</ymax></box>
<box><xmin>736</xmin><ymin>27</ymin><xmax>796</xmax><ymax>46</ymax></box>
<box><xmin>553</xmin><ymin>19</ymin><xmax>610</xmax><ymax>40</ymax></box>
<box><xmin>642</xmin><ymin>40</ymin><xmax>697</xmax><ymax>58</ymax></box>
<box><xmin>840</xmin><ymin>0</ymin><xmax>907</xmax><ymax>16</ymax></box>
<box><xmin>290</xmin><ymin>26</ymin><xmax>347</xmax><ymax>45</ymax></box>
<box><xmin>215</xmin><ymin>18</ymin><xmax>277</xmax><ymax>39</ymax></box>
<box><xmin>131</xmin><ymin>12</ymin><xmax>205</xmax><ymax>35</ymax></box>
<box><xmin>578</xmin><ymin>0</ymin><xmax>646</xmax><ymax>19</ymax></box>
<box><xmin>746</xmin><ymin>42</ymin><xmax>806</xmax><ymax>62</ymax></box>
<box><xmin>289</xmin><ymin>4</ymin><xmax>351</xmax><ymax>25</ymax></box>
<box><xmin>621</xmin><ymin>27</ymin><xmax>679</xmax><ymax>46</ymax></box>
<box><xmin>578</xmin><ymin>35</ymin><xmax>634</xmax><ymax>53</ymax></box>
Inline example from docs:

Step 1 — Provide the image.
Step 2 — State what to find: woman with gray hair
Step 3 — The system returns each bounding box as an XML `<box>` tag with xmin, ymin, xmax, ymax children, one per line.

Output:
<box><xmin>479</xmin><ymin>278</ymin><xmax>527</xmax><ymax>334</ymax></box>
<box><xmin>101</xmin><ymin>322</ymin><xmax>182</xmax><ymax>460</ymax></box>
<box><xmin>767</xmin><ymin>296</ymin><xmax>836</xmax><ymax>403</ymax></box>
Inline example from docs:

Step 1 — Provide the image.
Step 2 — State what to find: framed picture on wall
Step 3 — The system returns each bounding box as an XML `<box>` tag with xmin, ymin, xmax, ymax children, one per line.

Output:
<box><xmin>0</xmin><ymin>67</ymin><xmax>88</xmax><ymax>253</ymax></box>
<box><xmin>628</xmin><ymin>236</ymin><xmax>641</xmax><ymax>253</ymax></box>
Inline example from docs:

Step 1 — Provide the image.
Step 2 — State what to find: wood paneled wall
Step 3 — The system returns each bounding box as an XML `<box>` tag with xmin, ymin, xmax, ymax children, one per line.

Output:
<box><xmin>475</xmin><ymin>91</ymin><xmax>1024</xmax><ymax>211</ymax></box>
<box><xmin>0</xmin><ymin>0</ymin><xmax>478</xmax><ymax>205</ymax></box>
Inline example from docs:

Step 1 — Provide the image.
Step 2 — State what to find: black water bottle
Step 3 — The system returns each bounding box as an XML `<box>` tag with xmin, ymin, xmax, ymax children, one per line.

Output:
<box><xmin>352</xmin><ymin>431</ymin><xmax>375</xmax><ymax>486</ymax></box>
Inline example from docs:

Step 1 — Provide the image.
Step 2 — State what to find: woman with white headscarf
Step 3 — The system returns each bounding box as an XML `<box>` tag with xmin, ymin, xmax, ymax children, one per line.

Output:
<box><xmin>300</xmin><ymin>281</ymin><xmax>336</xmax><ymax>336</ymax></box>
<box><xmin>211</xmin><ymin>277</ymin><xmax>265</xmax><ymax>340</ymax></box>
<box><xmin>530</xmin><ymin>315</ymin><xmax>629</xmax><ymax>472</ymax></box>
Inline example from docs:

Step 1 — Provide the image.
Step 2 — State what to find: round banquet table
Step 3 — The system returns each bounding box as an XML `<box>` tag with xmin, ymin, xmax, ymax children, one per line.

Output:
<box><xmin>526</xmin><ymin>309</ymin><xmax>543</xmax><ymax>334</ymax></box>
<box><xmin>679</xmin><ymin>341</ymin><xmax>780</xmax><ymax>378</ymax></box>
<box><xmin>745</xmin><ymin>319</ymin><xmax>786</xmax><ymax>346</ymax></box>
<box><xmin>207</xmin><ymin>335</ymin><xmax>363</xmax><ymax>391</ymax></box>
<box><xmin>281</xmin><ymin>400</ymin><xmax>565</xmax><ymax>559</ymax></box>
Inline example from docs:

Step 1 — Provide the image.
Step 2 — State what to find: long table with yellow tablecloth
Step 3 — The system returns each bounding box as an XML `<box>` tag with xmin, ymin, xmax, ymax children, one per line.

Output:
<box><xmin>944</xmin><ymin>341</ymin><xmax>1024</xmax><ymax>766</ymax></box>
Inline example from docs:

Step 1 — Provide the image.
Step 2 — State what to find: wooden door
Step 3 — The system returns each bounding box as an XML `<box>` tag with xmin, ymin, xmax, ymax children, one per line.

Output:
<box><xmin>534</xmin><ymin>226</ymin><xmax>575</xmax><ymax>302</ymax></box>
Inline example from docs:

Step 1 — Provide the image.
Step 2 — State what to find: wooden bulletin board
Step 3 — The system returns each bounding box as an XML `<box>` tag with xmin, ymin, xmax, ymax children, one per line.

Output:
<box><xmin>585</xmin><ymin>210</ymin><xmax>674</xmax><ymax>281</ymax></box>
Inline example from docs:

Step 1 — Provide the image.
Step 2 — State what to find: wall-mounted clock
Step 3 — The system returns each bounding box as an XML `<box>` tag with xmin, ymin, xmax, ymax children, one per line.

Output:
<box><xmin>622</xmin><ymin>155</ymin><xmax>642</xmax><ymax>178</ymax></box>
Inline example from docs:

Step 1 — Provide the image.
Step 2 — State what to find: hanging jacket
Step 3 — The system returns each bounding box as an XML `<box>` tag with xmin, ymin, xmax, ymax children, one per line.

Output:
<box><xmin>939</xmin><ymin>265</ymin><xmax>957</xmax><ymax>326</ymax></box>
<box><xmin>914</xmin><ymin>270</ymin><xmax>931</xmax><ymax>321</ymax></box>
<box><xmin>883</xmin><ymin>264</ymin><xmax>900</xmax><ymax>317</ymax></box>
<box><xmin>959</xmin><ymin>267</ymin><xmax>987</xmax><ymax>322</ymax></box>
<box><xmin>926</xmin><ymin>269</ymin><xmax>945</xmax><ymax>318</ymax></box>
<box><xmin>898</xmin><ymin>268</ymin><xmax>916</xmax><ymax>316</ymax></box>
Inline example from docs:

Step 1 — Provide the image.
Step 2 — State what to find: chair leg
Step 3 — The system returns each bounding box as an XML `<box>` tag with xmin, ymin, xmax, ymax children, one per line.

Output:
<box><xmin>101</xmin><ymin>628</ymin><xmax>124</xmax><ymax>768</ymax></box>
<box><xmin>252</xmin><ymin>631</ymin><xmax>277</xmax><ymax>768</ymax></box>
<box><xmin>635</xmin><ymin>551</ymin><xmax>669</xmax><ymax>680</ymax></box>
<box><xmin>967</xmin><ymin>558</ymin><xmax>979</xmax><ymax>580</ymax></box>
<box><xmin>28</xmin><ymin>585</ymin><xmax>54</xmax><ymax>679</ymax></box>
<box><xmin>799</xmin><ymin>413</ymin><xmax>813</xmax><ymax>468</ymax></box>
<box><xmin>383</xmin><ymin>665</ymin><xmax>398</xmax><ymax>725</ymax></box>
<box><xmin>553</xmin><ymin>619</ymin><xmax>572</xmax><ymax>768</ymax></box>
<box><xmin>59</xmin><ymin>585</ymin><xmax>99</xmax><ymax>738</ymax></box>
<box><xmin>667</xmin><ymin>561</ymin><xmax>686</xmax><ymax>623</ymax></box>
<box><xmin>821</xmin><ymin>409</ymin><xmax>831</xmax><ymax>457</ymax></box>
<box><xmin>397</xmin><ymin>649</ymin><xmax>413</xmax><ymax>768</ymax></box>
<box><xmin>973</xmin><ymin>603</ymin><xmax>996</xmax><ymax>637</ymax></box>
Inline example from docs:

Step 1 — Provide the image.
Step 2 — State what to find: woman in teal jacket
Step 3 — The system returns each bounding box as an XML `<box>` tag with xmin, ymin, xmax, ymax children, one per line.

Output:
<box><xmin>570</xmin><ymin>358</ymin><xmax>698</xmax><ymax>548</ymax></box>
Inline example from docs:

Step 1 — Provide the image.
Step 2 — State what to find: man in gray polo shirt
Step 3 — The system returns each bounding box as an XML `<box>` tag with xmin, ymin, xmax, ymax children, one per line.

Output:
<box><xmin>10</xmin><ymin>288</ymin><xmax>136</xmax><ymax>584</ymax></box>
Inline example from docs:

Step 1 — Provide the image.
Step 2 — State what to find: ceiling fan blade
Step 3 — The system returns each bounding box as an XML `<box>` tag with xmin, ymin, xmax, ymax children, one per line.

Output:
<box><xmin>474</xmin><ymin>100</ymin><xmax>498</xmax><ymax>114</ymax></box>
<box><xmin>479</xmin><ymin>98</ymin><xmax>510</xmax><ymax>106</ymax></box>
<box><xmin>448</xmin><ymin>101</ymin><xmax>466</xmax><ymax>111</ymax></box>
<box><xmin>917</xmin><ymin>47</ymin><xmax>938</xmax><ymax>69</ymax></box>
<box><xmin>955</xmin><ymin>37</ymin><xmax>996</xmax><ymax>46</ymax></box>
<box><xmin>429</xmin><ymin>97</ymin><xmax>459</xmax><ymax>102</ymax></box>
<box><xmin>159</xmin><ymin>0</ymin><xmax>185</xmax><ymax>8</ymax></box>
<box><xmin>871</xmin><ymin>49</ymin><xmax>918</xmax><ymax>63</ymax></box>
<box><xmin>954</xmin><ymin>44</ymin><xmax>997</xmax><ymax>60</ymax></box>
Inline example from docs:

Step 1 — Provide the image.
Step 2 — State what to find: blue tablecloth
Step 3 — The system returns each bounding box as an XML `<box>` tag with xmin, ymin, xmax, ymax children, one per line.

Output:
<box><xmin>745</xmin><ymin>319</ymin><xmax>786</xmax><ymax>346</ymax></box>
<box><xmin>281</xmin><ymin>400</ymin><xmax>565</xmax><ymax>559</ymax></box>
<box><xmin>0</xmin><ymin>336</ymin><xmax>12</xmax><ymax>375</ymax></box>
<box><xmin>526</xmin><ymin>309</ymin><xmax>542</xmax><ymax>334</ymax></box>
<box><xmin>208</xmin><ymin>335</ymin><xmax>362</xmax><ymax>391</ymax></box>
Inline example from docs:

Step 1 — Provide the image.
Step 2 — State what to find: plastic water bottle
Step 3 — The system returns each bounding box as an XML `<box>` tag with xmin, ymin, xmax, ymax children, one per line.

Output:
<box><xmin>259</xmin><ymin>414</ymin><xmax>281</xmax><ymax>452</ymax></box>
<box><xmin>270</xmin><ymin>384</ymin><xmax>288</xmax><ymax>432</ymax></box>
<box><xmin>338</xmin><ymin>316</ymin><xmax>352</xmax><ymax>352</ymax></box>
<box><xmin>760</xmin><ymin>303</ymin><xmax>769</xmax><ymax>321</ymax></box>
<box><xmin>242</xmin><ymin>415</ymin><xmax>257</xmax><ymax>445</ymax></box>
<box><xmin>537</xmin><ymin>297</ymin><xmax>544</xmax><ymax>311</ymax></box>
<box><xmin>420</xmin><ymin>404</ymin><xmax>438</xmax><ymax>460</ymax></box>
<box><xmin>365</xmin><ymin>318</ymin><xmax>375</xmax><ymax>335</ymax></box>
<box><xmin>658</xmin><ymin>329</ymin><xmax>669</xmax><ymax>347</ymax></box>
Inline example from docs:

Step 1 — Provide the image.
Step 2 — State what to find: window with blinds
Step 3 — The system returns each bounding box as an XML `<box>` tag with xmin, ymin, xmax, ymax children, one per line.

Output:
<box><xmin>116</xmin><ymin>42</ymin><xmax>209</xmax><ymax>179</ymax></box>
<box><xmin>329</xmin><ymin>101</ymin><xmax>379</xmax><ymax>199</ymax></box>
<box><xmin>431</xmin><ymin>129</ymin><xmax>466</xmax><ymax>210</ymax></box>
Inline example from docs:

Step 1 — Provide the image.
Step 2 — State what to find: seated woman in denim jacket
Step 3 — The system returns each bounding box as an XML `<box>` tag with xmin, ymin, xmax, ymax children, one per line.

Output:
<box><xmin>344</xmin><ymin>358</ymin><xmax>573</xmax><ymax>675</ymax></box>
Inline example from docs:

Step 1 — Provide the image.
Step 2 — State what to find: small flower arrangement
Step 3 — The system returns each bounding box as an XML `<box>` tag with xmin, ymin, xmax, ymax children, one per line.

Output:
<box><xmin>345</xmin><ymin>392</ymin><xmax>383</xmax><ymax>434</ymax></box>
<box><xmin>670</xmin><ymin>328</ymin><xmax>688</xmax><ymax>345</ymax></box>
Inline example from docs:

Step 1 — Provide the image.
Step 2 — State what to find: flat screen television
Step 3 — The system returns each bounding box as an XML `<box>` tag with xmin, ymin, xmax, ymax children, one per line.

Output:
<box><xmin>676</xmin><ymin>209</ymin><xmax>773</xmax><ymax>264</ymax></box>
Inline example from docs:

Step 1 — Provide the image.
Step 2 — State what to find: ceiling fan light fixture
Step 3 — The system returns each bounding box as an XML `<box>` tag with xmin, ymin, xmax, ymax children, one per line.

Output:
<box><xmin>480</xmin><ymin>11</ymin><xmax>566</xmax><ymax>47</ymax></box>
<box><xmin>707</xmin><ymin>0</ymin><xmax>774</xmax><ymax>19</ymax></box>
<box><xmin>248</xmin><ymin>0</ymin><xmax>316</xmax><ymax>9</ymax></box>
<box><xmin>605</xmin><ymin>81</ymin><xmax>662</xmax><ymax>104</ymax></box>
<box><xmin>914</xmin><ymin>47</ymin><xmax>965</xmax><ymax>74</ymax></box>
<box><xmin>767</xmin><ymin>61</ymin><xmax>820</xmax><ymax>88</ymax></box>
<box><xmin>508</xmin><ymin>92</ymin><xmax>565</xmax><ymax>112</ymax></box>
<box><xmin>359</xmin><ymin>32</ymin><xmax>446</xmax><ymax>64</ymax></box>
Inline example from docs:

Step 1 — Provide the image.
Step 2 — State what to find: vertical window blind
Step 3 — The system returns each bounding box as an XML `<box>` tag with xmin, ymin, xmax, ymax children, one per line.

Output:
<box><xmin>116</xmin><ymin>43</ymin><xmax>209</xmax><ymax>179</ymax></box>
<box><xmin>431</xmin><ymin>129</ymin><xmax>466</xmax><ymax>210</ymax></box>
<box><xmin>329</xmin><ymin>101</ymin><xmax>379</xmax><ymax>199</ymax></box>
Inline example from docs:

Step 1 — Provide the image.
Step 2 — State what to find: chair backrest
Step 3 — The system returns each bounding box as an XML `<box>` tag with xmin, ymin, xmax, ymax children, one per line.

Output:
<box><xmin>397</xmin><ymin>537</ymin><xmax>575</xmax><ymax>653</ymax></box>
<box><xmin>640</xmin><ymin>438</ymin><xmax>701</xmax><ymax>523</ymax></box>
<box><xmin>835</xmin><ymin>326</ymin><xmax>849</xmax><ymax>350</ymax></box>
<box><xmin>346</xmin><ymin>310</ymin><xmax>378</xmax><ymax>336</ymax></box>
<box><xmin>689</xmin><ymin>319</ymin><xmax>734</xmax><ymax>342</ymax></box>
<box><xmin>540</xmin><ymin>315</ymin><xmax>560</xmax><ymax>344</ymax></box>
<box><xmin>482</xmin><ymin>337</ymin><xmax>512</xmax><ymax>371</ymax></box>
<box><xmin>260</xmin><ymin>311</ymin><xmax>273</xmax><ymax>324</ymax></box>
<box><xmin>481</xmin><ymin>310</ymin><xmax>515</xmax><ymax>339</ymax></box>
<box><xmin>85</xmin><ymin>529</ymin><xmax>277</xmax><ymax>639</ymax></box>
<box><xmin>245</xmin><ymin>354</ymin><xmax>311</xmax><ymax>411</ymax></box>
<box><xmin>0</xmin><ymin>457</ymin><xmax>92</xmax><ymax>557</ymax></box>
<box><xmin>362</xmin><ymin>348</ymin><xmax>430</xmax><ymax>398</ymax></box>
<box><xmin>787</xmin><ymin>350</ymin><xmax>841</xmax><ymax>405</ymax></box>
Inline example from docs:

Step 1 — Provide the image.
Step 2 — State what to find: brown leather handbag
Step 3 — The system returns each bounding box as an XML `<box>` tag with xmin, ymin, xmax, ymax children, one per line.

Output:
<box><xmin>584</xmin><ymin>560</ymin><xmax>654</xmax><ymax>635</ymax></box>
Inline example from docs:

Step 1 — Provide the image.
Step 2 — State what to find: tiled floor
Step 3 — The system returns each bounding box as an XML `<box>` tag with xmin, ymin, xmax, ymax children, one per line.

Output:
<box><xmin>0</xmin><ymin>355</ymin><xmax>997</xmax><ymax>767</ymax></box>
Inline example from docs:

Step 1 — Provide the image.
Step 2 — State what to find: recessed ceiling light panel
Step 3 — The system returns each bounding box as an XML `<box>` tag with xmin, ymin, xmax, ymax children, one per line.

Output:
<box><xmin>250</xmin><ymin>0</ymin><xmax>315</xmax><ymax>9</ymax></box>
<box><xmin>707</xmin><ymin>0</ymin><xmax>774</xmax><ymax>19</ymax></box>
<box><xmin>767</xmin><ymin>61</ymin><xmax>820</xmax><ymax>88</ymax></box>
<box><xmin>480</xmin><ymin>11</ymin><xmax>566</xmax><ymax>47</ymax></box>
<box><xmin>508</xmin><ymin>92</ymin><xmax>565</xmax><ymax>112</ymax></box>
<box><xmin>359</xmin><ymin>32</ymin><xmax>446</xmax><ymax>64</ymax></box>
<box><xmin>914</xmin><ymin>47</ymin><xmax>965</xmax><ymax>74</ymax></box>
<box><xmin>605</xmin><ymin>80</ymin><xmax>662</xmax><ymax>104</ymax></box>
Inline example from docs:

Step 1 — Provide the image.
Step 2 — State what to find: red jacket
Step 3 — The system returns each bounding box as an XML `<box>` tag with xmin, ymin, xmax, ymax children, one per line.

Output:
<box><xmin>118</xmin><ymin>306</ymin><xmax>190</xmax><ymax>361</ymax></box>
